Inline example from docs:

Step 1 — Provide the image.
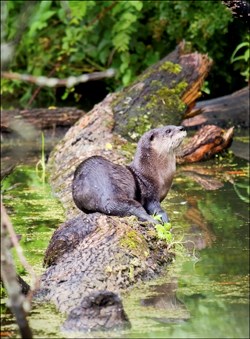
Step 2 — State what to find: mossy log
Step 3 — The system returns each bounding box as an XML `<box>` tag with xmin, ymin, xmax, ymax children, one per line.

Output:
<box><xmin>39</xmin><ymin>213</ymin><xmax>172</xmax><ymax>315</ymax></box>
<box><xmin>113</xmin><ymin>42</ymin><xmax>212</xmax><ymax>139</ymax></box>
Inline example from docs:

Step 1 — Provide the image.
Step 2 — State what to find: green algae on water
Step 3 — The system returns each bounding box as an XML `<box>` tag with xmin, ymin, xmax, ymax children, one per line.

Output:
<box><xmin>1</xmin><ymin>165</ymin><xmax>65</xmax><ymax>276</ymax></box>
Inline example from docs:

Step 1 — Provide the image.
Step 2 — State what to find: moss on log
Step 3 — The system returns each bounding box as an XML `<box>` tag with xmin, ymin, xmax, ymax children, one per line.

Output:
<box><xmin>113</xmin><ymin>42</ymin><xmax>212</xmax><ymax>139</ymax></box>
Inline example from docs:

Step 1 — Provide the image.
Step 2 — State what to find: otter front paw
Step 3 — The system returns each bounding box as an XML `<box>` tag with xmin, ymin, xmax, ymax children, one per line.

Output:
<box><xmin>160</xmin><ymin>211</ymin><xmax>169</xmax><ymax>223</ymax></box>
<box><xmin>153</xmin><ymin>211</ymin><xmax>169</xmax><ymax>224</ymax></box>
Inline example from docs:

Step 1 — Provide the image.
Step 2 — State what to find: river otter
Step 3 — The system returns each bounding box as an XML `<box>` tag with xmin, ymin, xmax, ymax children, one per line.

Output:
<box><xmin>72</xmin><ymin>125</ymin><xmax>186</xmax><ymax>224</ymax></box>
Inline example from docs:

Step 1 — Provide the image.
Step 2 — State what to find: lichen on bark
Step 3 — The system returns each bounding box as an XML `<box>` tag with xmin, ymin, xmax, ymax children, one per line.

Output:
<box><xmin>112</xmin><ymin>56</ymin><xmax>189</xmax><ymax>140</ymax></box>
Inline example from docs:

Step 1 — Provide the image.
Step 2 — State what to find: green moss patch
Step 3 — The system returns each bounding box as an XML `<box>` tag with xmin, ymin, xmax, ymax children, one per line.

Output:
<box><xmin>120</xmin><ymin>229</ymin><xmax>149</xmax><ymax>259</ymax></box>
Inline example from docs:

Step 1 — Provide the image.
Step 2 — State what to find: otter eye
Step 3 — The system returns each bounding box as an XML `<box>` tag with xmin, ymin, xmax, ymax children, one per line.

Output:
<box><xmin>99</xmin><ymin>298</ymin><xmax>113</xmax><ymax>307</ymax></box>
<box><xmin>165</xmin><ymin>129</ymin><xmax>170</xmax><ymax>134</ymax></box>
<box><xmin>149</xmin><ymin>134</ymin><xmax>154</xmax><ymax>141</ymax></box>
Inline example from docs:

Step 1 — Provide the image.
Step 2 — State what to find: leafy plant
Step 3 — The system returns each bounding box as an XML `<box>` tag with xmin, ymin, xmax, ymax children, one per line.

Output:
<box><xmin>153</xmin><ymin>214</ymin><xmax>173</xmax><ymax>242</ymax></box>
<box><xmin>231</xmin><ymin>36</ymin><xmax>250</xmax><ymax>81</ymax></box>
<box><xmin>2</xmin><ymin>0</ymin><xmax>246</xmax><ymax>108</ymax></box>
<box><xmin>153</xmin><ymin>214</ymin><xmax>198</xmax><ymax>262</ymax></box>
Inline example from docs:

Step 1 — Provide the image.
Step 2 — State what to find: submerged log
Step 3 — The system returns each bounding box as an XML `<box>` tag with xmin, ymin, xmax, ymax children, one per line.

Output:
<box><xmin>1</xmin><ymin>107</ymin><xmax>85</xmax><ymax>179</ymax></box>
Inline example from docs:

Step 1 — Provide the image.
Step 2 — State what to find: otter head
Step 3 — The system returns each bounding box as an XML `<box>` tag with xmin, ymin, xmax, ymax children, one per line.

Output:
<box><xmin>131</xmin><ymin>125</ymin><xmax>186</xmax><ymax>175</ymax></box>
<box><xmin>138</xmin><ymin>125</ymin><xmax>186</xmax><ymax>156</ymax></box>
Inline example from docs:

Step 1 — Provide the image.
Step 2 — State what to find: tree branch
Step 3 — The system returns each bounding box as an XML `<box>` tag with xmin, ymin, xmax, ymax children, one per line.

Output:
<box><xmin>1</xmin><ymin>69</ymin><xmax>115</xmax><ymax>88</ymax></box>
<box><xmin>1</xmin><ymin>199</ymin><xmax>33</xmax><ymax>339</ymax></box>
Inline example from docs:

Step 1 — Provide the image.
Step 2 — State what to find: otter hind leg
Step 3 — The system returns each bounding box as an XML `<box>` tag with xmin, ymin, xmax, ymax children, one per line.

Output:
<box><xmin>105</xmin><ymin>199</ymin><xmax>156</xmax><ymax>224</ymax></box>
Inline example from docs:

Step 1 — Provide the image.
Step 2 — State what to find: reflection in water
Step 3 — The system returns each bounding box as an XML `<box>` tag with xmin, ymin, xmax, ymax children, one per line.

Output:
<box><xmin>135</xmin><ymin>160</ymin><xmax>249</xmax><ymax>338</ymax></box>
<box><xmin>184</xmin><ymin>195</ymin><xmax>216</xmax><ymax>250</ymax></box>
<box><xmin>140</xmin><ymin>281</ymin><xmax>190</xmax><ymax>324</ymax></box>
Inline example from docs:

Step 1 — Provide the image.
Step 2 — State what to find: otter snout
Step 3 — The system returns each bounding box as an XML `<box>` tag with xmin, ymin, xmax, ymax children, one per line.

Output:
<box><xmin>177</xmin><ymin>126</ymin><xmax>187</xmax><ymax>137</ymax></box>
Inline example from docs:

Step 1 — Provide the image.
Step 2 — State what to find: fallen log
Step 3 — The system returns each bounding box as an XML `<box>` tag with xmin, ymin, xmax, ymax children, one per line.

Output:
<box><xmin>1</xmin><ymin>107</ymin><xmax>85</xmax><ymax>132</ymax></box>
<box><xmin>177</xmin><ymin>125</ymin><xmax>234</xmax><ymax>163</ymax></box>
<box><xmin>39</xmin><ymin>213</ymin><xmax>172</xmax><ymax>322</ymax></box>
<box><xmin>182</xmin><ymin>86</ymin><xmax>249</xmax><ymax>128</ymax></box>
<box><xmin>33</xmin><ymin>44</ymin><xmax>236</xmax><ymax>331</ymax></box>
<box><xmin>1</xmin><ymin>107</ymin><xmax>85</xmax><ymax>179</ymax></box>
<box><xmin>113</xmin><ymin>41</ymin><xmax>212</xmax><ymax>139</ymax></box>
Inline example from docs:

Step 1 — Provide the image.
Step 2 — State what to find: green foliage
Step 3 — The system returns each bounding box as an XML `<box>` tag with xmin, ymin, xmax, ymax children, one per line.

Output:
<box><xmin>2</xmin><ymin>0</ymin><xmax>245</xmax><ymax>108</ymax></box>
<box><xmin>155</xmin><ymin>223</ymin><xmax>173</xmax><ymax>242</ymax></box>
<box><xmin>153</xmin><ymin>214</ymin><xmax>173</xmax><ymax>242</ymax></box>
<box><xmin>152</xmin><ymin>214</ymin><xmax>197</xmax><ymax>261</ymax></box>
<box><xmin>231</xmin><ymin>36</ymin><xmax>250</xmax><ymax>81</ymax></box>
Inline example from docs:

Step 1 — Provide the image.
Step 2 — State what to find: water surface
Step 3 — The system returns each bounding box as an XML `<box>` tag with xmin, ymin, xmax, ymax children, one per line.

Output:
<box><xmin>1</xmin><ymin>158</ymin><xmax>249</xmax><ymax>338</ymax></box>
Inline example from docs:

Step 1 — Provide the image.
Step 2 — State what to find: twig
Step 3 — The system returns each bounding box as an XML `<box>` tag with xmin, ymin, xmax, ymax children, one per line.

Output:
<box><xmin>1</xmin><ymin>198</ymin><xmax>39</xmax><ymax>297</ymax></box>
<box><xmin>1</xmin><ymin>68</ymin><xmax>115</xmax><ymax>88</ymax></box>
<box><xmin>1</xmin><ymin>199</ymin><xmax>33</xmax><ymax>339</ymax></box>
<box><xmin>26</xmin><ymin>60</ymin><xmax>63</xmax><ymax>108</ymax></box>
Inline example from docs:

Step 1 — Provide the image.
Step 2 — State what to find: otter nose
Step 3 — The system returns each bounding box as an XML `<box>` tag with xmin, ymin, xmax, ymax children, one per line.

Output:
<box><xmin>179</xmin><ymin>126</ymin><xmax>185</xmax><ymax>132</ymax></box>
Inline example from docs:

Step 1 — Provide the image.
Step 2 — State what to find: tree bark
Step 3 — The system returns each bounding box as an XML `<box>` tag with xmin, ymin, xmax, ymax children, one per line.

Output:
<box><xmin>177</xmin><ymin>125</ymin><xmax>234</xmax><ymax>163</ymax></box>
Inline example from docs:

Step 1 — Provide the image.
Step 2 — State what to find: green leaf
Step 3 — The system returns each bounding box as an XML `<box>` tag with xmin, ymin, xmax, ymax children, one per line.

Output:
<box><xmin>112</xmin><ymin>32</ymin><xmax>130</xmax><ymax>52</ymax></box>
<box><xmin>164</xmin><ymin>232</ymin><xmax>173</xmax><ymax>242</ymax></box>
<box><xmin>244</xmin><ymin>48</ymin><xmax>249</xmax><ymax>62</ymax></box>
<box><xmin>164</xmin><ymin>223</ymin><xmax>172</xmax><ymax>231</ymax></box>
<box><xmin>231</xmin><ymin>41</ymin><xmax>249</xmax><ymax>62</ymax></box>
<box><xmin>28</xmin><ymin>9</ymin><xmax>56</xmax><ymax>37</ymax></box>
<box><xmin>122</xmin><ymin>69</ymin><xmax>132</xmax><ymax>86</ymax></box>
<box><xmin>153</xmin><ymin>214</ymin><xmax>163</xmax><ymax>222</ymax></box>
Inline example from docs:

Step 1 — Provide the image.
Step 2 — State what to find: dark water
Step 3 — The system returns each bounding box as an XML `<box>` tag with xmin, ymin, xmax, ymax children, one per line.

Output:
<box><xmin>1</xmin><ymin>158</ymin><xmax>249</xmax><ymax>338</ymax></box>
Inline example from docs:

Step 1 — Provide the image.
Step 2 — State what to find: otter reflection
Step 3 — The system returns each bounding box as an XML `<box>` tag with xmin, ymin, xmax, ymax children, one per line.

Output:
<box><xmin>140</xmin><ymin>280</ymin><xmax>190</xmax><ymax>324</ymax></box>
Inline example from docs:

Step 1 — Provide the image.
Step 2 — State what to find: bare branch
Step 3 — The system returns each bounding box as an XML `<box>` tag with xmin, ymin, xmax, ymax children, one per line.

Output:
<box><xmin>1</xmin><ymin>69</ymin><xmax>115</xmax><ymax>88</ymax></box>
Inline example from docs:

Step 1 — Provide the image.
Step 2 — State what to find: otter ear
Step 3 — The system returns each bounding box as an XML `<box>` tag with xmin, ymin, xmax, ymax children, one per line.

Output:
<box><xmin>149</xmin><ymin>134</ymin><xmax>154</xmax><ymax>142</ymax></box>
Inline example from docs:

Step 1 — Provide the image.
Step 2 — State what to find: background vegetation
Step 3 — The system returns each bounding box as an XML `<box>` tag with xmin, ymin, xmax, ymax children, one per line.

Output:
<box><xmin>1</xmin><ymin>0</ymin><xmax>249</xmax><ymax>109</ymax></box>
